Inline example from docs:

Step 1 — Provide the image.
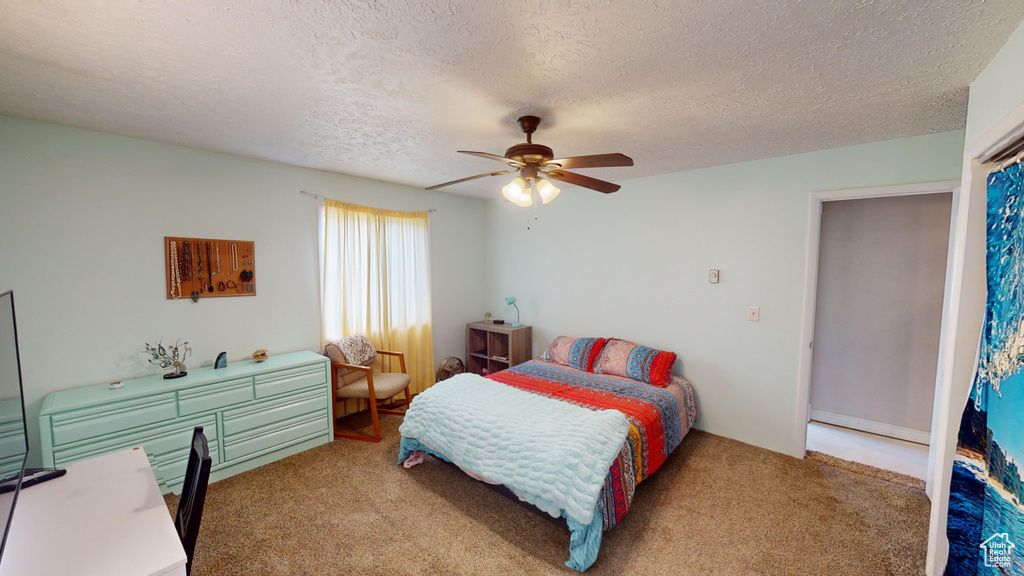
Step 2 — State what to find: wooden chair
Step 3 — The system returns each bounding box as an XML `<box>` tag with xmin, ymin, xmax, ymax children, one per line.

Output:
<box><xmin>175</xmin><ymin>426</ymin><xmax>212</xmax><ymax>576</ymax></box>
<box><xmin>327</xmin><ymin>344</ymin><xmax>412</xmax><ymax>442</ymax></box>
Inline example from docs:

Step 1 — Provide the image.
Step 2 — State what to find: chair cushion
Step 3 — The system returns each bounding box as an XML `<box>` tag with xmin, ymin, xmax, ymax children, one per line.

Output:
<box><xmin>337</xmin><ymin>372</ymin><xmax>411</xmax><ymax>400</ymax></box>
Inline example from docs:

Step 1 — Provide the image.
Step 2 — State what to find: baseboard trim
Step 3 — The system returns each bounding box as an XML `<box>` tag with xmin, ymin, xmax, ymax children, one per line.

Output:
<box><xmin>809</xmin><ymin>409</ymin><xmax>930</xmax><ymax>446</ymax></box>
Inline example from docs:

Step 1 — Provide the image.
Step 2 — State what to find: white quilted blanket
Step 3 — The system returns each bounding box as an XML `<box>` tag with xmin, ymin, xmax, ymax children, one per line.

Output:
<box><xmin>399</xmin><ymin>373</ymin><xmax>630</xmax><ymax>525</ymax></box>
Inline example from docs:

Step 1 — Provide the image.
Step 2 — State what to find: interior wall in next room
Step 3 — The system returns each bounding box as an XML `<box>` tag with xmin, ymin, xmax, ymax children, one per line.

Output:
<box><xmin>809</xmin><ymin>192</ymin><xmax>952</xmax><ymax>438</ymax></box>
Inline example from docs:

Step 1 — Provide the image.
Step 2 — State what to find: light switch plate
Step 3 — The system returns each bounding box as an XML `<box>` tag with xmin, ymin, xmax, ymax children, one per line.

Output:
<box><xmin>709</xmin><ymin>269</ymin><xmax>720</xmax><ymax>283</ymax></box>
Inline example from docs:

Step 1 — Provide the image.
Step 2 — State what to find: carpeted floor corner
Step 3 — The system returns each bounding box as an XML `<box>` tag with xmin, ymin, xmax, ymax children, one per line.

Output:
<box><xmin>165</xmin><ymin>414</ymin><xmax>930</xmax><ymax>576</ymax></box>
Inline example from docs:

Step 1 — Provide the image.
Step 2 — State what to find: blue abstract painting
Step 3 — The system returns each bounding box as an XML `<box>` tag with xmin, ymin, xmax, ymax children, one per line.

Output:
<box><xmin>947</xmin><ymin>162</ymin><xmax>1024</xmax><ymax>575</ymax></box>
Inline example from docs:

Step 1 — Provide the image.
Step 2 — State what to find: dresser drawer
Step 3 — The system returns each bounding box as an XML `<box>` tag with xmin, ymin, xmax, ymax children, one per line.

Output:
<box><xmin>254</xmin><ymin>364</ymin><xmax>326</xmax><ymax>399</ymax></box>
<box><xmin>177</xmin><ymin>377</ymin><xmax>254</xmax><ymax>416</ymax></box>
<box><xmin>0</xmin><ymin>409</ymin><xmax>24</xmax><ymax>477</ymax></box>
<box><xmin>50</xmin><ymin>394</ymin><xmax>178</xmax><ymax>446</ymax></box>
<box><xmin>153</xmin><ymin>443</ymin><xmax>222</xmax><ymax>490</ymax></box>
<box><xmin>222</xmin><ymin>388</ymin><xmax>325</xmax><ymax>437</ymax></box>
<box><xmin>0</xmin><ymin>417</ymin><xmax>24</xmax><ymax>461</ymax></box>
<box><xmin>53</xmin><ymin>416</ymin><xmax>217</xmax><ymax>469</ymax></box>
<box><xmin>222</xmin><ymin>412</ymin><xmax>328</xmax><ymax>462</ymax></box>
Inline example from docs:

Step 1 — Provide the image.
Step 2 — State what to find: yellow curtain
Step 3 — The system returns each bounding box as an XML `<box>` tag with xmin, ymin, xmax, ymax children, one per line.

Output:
<box><xmin>319</xmin><ymin>200</ymin><xmax>435</xmax><ymax>402</ymax></box>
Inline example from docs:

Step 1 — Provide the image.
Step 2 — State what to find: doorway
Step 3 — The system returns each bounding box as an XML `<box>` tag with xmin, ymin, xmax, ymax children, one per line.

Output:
<box><xmin>795</xmin><ymin>181</ymin><xmax>960</xmax><ymax>480</ymax></box>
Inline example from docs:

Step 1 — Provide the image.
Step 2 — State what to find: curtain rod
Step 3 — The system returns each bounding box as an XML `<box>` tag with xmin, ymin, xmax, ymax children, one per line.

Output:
<box><xmin>999</xmin><ymin>150</ymin><xmax>1024</xmax><ymax>171</ymax></box>
<box><xmin>300</xmin><ymin>190</ymin><xmax>437</xmax><ymax>213</ymax></box>
<box><xmin>991</xmin><ymin>132</ymin><xmax>1024</xmax><ymax>166</ymax></box>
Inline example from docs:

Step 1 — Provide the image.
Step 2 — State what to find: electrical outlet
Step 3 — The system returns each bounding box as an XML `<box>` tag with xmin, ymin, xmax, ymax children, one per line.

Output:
<box><xmin>709</xmin><ymin>269</ymin><xmax>719</xmax><ymax>283</ymax></box>
<box><xmin>748</xmin><ymin>306</ymin><xmax>760</xmax><ymax>322</ymax></box>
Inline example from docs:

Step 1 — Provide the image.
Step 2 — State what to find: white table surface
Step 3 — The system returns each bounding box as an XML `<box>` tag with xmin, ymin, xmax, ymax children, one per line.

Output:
<box><xmin>1</xmin><ymin>447</ymin><xmax>187</xmax><ymax>576</ymax></box>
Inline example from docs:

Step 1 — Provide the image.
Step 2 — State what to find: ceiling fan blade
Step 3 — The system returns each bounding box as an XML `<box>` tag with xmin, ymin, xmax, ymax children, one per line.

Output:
<box><xmin>545</xmin><ymin>170</ymin><xmax>621</xmax><ymax>194</ymax></box>
<box><xmin>458</xmin><ymin>151</ymin><xmax>522</xmax><ymax>167</ymax></box>
<box><xmin>546</xmin><ymin>153</ymin><xmax>633</xmax><ymax>170</ymax></box>
<box><xmin>425</xmin><ymin>170</ymin><xmax>513</xmax><ymax>190</ymax></box>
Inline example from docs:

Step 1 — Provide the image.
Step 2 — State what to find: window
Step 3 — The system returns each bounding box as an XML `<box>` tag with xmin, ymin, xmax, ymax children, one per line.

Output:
<box><xmin>319</xmin><ymin>200</ymin><xmax>434</xmax><ymax>393</ymax></box>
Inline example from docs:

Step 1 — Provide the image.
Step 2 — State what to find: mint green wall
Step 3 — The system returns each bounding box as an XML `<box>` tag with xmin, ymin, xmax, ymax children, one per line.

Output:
<box><xmin>965</xmin><ymin>19</ymin><xmax>1024</xmax><ymax>145</ymax></box>
<box><xmin>0</xmin><ymin>115</ymin><xmax>486</xmax><ymax>466</ymax></box>
<box><xmin>0</xmin><ymin>113</ymin><xmax>969</xmax><ymax>461</ymax></box>
<box><xmin>485</xmin><ymin>130</ymin><xmax>965</xmax><ymax>456</ymax></box>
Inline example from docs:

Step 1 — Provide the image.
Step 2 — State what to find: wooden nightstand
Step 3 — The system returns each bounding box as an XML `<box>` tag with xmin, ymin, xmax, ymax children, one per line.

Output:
<box><xmin>465</xmin><ymin>322</ymin><xmax>532</xmax><ymax>376</ymax></box>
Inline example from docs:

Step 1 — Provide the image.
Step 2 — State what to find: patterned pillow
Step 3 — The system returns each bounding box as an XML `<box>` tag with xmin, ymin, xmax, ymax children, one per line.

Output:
<box><xmin>543</xmin><ymin>336</ymin><xmax>609</xmax><ymax>372</ymax></box>
<box><xmin>323</xmin><ymin>336</ymin><xmax>377</xmax><ymax>387</ymax></box>
<box><xmin>333</xmin><ymin>335</ymin><xmax>377</xmax><ymax>365</ymax></box>
<box><xmin>593</xmin><ymin>338</ymin><xmax>677</xmax><ymax>387</ymax></box>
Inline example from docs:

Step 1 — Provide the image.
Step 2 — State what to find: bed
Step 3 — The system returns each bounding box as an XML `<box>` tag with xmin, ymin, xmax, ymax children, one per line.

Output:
<box><xmin>397</xmin><ymin>337</ymin><xmax>697</xmax><ymax>571</ymax></box>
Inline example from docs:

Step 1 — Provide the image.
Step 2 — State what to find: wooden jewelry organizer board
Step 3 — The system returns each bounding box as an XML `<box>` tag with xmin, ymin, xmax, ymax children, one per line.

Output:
<box><xmin>164</xmin><ymin>237</ymin><xmax>256</xmax><ymax>300</ymax></box>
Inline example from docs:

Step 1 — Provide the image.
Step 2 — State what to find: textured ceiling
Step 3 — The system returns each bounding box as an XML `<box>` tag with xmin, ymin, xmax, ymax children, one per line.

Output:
<box><xmin>1</xmin><ymin>1</ymin><xmax>1022</xmax><ymax>198</ymax></box>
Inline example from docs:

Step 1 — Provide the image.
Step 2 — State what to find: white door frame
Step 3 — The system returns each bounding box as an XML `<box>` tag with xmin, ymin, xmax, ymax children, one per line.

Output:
<box><xmin>924</xmin><ymin>102</ymin><xmax>1024</xmax><ymax>576</ymax></box>
<box><xmin>794</xmin><ymin>180</ymin><xmax>960</xmax><ymax>464</ymax></box>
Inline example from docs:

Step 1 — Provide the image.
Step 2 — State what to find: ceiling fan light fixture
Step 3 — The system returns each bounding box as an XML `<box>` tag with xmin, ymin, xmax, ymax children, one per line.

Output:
<box><xmin>502</xmin><ymin>177</ymin><xmax>532</xmax><ymax>207</ymax></box>
<box><xmin>536</xmin><ymin>178</ymin><xmax>560</xmax><ymax>204</ymax></box>
<box><xmin>501</xmin><ymin>176</ymin><xmax>524</xmax><ymax>202</ymax></box>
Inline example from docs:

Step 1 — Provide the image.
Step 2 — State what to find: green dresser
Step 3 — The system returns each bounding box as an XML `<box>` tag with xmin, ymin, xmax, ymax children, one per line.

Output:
<box><xmin>0</xmin><ymin>398</ymin><xmax>25</xmax><ymax>478</ymax></box>
<box><xmin>38</xmin><ymin>350</ymin><xmax>332</xmax><ymax>494</ymax></box>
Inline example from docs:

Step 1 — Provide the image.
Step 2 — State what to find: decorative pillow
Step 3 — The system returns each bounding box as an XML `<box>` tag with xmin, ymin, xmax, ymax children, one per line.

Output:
<box><xmin>543</xmin><ymin>336</ymin><xmax>608</xmax><ymax>372</ymax></box>
<box><xmin>593</xmin><ymin>338</ymin><xmax>677</xmax><ymax>387</ymax></box>
<box><xmin>322</xmin><ymin>336</ymin><xmax>377</xmax><ymax>387</ymax></box>
<box><xmin>336</xmin><ymin>335</ymin><xmax>377</xmax><ymax>364</ymax></box>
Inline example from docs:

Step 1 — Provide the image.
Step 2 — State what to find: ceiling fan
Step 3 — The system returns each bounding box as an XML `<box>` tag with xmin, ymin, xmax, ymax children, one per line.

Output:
<box><xmin>426</xmin><ymin>116</ymin><xmax>633</xmax><ymax>207</ymax></box>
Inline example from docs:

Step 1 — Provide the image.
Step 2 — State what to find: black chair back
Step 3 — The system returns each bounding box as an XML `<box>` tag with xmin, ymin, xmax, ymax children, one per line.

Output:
<box><xmin>175</xmin><ymin>426</ymin><xmax>212</xmax><ymax>576</ymax></box>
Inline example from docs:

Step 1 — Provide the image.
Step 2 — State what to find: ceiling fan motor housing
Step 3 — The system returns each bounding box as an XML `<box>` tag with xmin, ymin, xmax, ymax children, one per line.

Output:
<box><xmin>505</xmin><ymin>143</ymin><xmax>554</xmax><ymax>167</ymax></box>
<box><xmin>508</xmin><ymin>116</ymin><xmax>554</xmax><ymax>167</ymax></box>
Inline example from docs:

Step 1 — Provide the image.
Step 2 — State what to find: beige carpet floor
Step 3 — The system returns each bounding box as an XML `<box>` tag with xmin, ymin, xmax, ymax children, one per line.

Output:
<box><xmin>805</xmin><ymin>450</ymin><xmax>927</xmax><ymax>491</ymax></box>
<box><xmin>166</xmin><ymin>414</ymin><xmax>930</xmax><ymax>576</ymax></box>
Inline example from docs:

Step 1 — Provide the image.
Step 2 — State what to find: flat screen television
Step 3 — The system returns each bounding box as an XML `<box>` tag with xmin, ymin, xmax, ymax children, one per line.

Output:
<box><xmin>0</xmin><ymin>290</ymin><xmax>29</xmax><ymax>561</ymax></box>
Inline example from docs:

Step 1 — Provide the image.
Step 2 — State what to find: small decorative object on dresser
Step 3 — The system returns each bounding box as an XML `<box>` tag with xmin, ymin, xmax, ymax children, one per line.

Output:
<box><xmin>143</xmin><ymin>340</ymin><xmax>191</xmax><ymax>379</ymax></box>
<box><xmin>252</xmin><ymin>349</ymin><xmax>268</xmax><ymax>362</ymax></box>
<box><xmin>215</xmin><ymin>352</ymin><xmax>227</xmax><ymax>369</ymax></box>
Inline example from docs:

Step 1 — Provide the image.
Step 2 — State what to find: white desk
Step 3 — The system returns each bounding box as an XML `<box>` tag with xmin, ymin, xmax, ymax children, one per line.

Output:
<box><xmin>2</xmin><ymin>447</ymin><xmax>187</xmax><ymax>576</ymax></box>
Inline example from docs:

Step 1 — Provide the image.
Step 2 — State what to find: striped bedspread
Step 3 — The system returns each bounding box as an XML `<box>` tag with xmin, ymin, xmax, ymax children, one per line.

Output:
<box><xmin>487</xmin><ymin>359</ymin><xmax>698</xmax><ymax>531</ymax></box>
